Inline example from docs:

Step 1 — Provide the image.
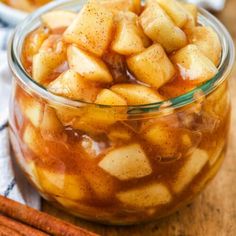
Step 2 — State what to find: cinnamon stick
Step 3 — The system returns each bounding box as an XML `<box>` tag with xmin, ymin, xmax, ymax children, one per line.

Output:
<box><xmin>0</xmin><ymin>214</ymin><xmax>49</xmax><ymax>236</ymax></box>
<box><xmin>0</xmin><ymin>224</ymin><xmax>22</xmax><ymax>236</ymax></box>
<box><xmin>0</xmin><ymin>196</ymin><xmax>99</xmax><ymax>236</ymax></box>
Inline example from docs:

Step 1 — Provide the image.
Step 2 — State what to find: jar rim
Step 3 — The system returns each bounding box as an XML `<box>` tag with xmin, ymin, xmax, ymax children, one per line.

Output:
<box><xmin>8</xmin><ymin>0</ymin><xmax>235</xmax><ymax>115</ymax></box>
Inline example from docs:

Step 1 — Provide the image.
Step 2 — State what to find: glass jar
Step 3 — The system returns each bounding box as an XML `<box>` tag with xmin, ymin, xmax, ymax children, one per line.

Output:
<box><xmin>8</xmin><ymin>0</ymin><xmax>235</xmax><ymax>225</ymax></box>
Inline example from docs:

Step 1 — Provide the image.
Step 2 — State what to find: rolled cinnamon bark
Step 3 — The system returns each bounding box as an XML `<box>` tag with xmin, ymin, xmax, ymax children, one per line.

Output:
<box><xmin>0</xmin><ymin>196</ymin><xmax>99</xmax><ymax>236</ymax></box>
<box><xmin>0</xmin><ymin>224</ymin><xmax>22</xmax><ymax>236</ymax></box>
<box><xmin>0</xmin><ymin>214</ymin><xmax>49</xmax><ymax>236</ymax></box>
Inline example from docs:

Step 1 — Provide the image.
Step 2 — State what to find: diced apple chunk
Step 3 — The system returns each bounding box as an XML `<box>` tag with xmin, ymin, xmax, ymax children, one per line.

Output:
<box><xmin>36</xmin><ymin>167</ymin><xmax>88</xmax><ymax>200</ymax></box>
<box><xmin>108</xmin><ymin>124</ymin><xmax>132</xmax><ymax>142</ymax></box>
<box><xmin>53</xmin><ymin>105</ymin><xmax>84</xmax><ymax>127</ymax></box>
<box><xmin>95</xmin><ymin>89</ymin><xmax>127</xmax><ymax>106</ymax></box>
<box><xmin>111</xmin><ymin>84</ymin><xmax>164</xmax><ymax>105</ymax></box>
<box><xmin>156</xmin><ymin>0</ymin><xmax>188</xmax><ymax>28</ymax></box>
<box><xmin>203</xmin><ymin>82</ymin><xmax>229</xmax><ymax>117</ymax></box>
<box><xmin>114</xmin><ymin>11</ymin><xmax>151</xmax><ymax>48</ymax></box>
<box><xmin>39</xmin><ymin>35</ymin><xmax>65</xmax><ymax>53</ymax></box>
<box><xmin>41</xmin><ymin>10</ymin><xmax>77</xmax><ymax>30</ymax></box>
<box><xmin>173</xmin><ymin>149</ymin><xmax>209</xmax><ymax>193</ymax></box>
<box><xmin>112</xmin><ymin>14</ymin><xmax>145</xmax><ymax>55</ymax></box>
<box><xmin>99</xmin><ymin>144</ymin><xmax>152</xmax><ymax>180</ymax></box>
<box><xmin>63</xmin><ymin>3</ymin><xmax>113</xmax><ymax>56</ymax></box>
<box><xmin>67</xmin><ymin>45</ymin><xmax>112</xmax><ymax>84</ymax></box>
<box><xmin>189</xmin><ymin>26</ymin><xmax>221</xmax><ymax>66</ymax></box>
<box><xmin>74</xmin><ymin>105</ymin><xmax>126</xmax><ymax>134</ymax></box>
<box><xmin>117</xmin><ymin>183</ymin><xmax>172</xmax><ymax>208</ymax></box>
<box><xmin>171</xmin><ymin>44</ymin><xmax>218</xmax><ymax>85</ymax></box>
<box><xmin>143</xmin><ymin>122</ymin><xmax>179</xmax><ymax>158</ymax></box>
<box><xmin>89</xmin><ymin>0</ymin><xmax>141</xmax><ymax>14</ymax></box>
<box><xmin>180</xmin><ymin>3</ymin><xmax>197</xmax><ymax>35</ymax></box>
<box><xmin>19</xmin><ymin>97</ymin><xmax>44</xmax><ymax>128</ymax></box>
<box><xmin>209</xmin><ymin>140</ymin><xmax>225</xmax><ymax>166</ymax></box>
<box><xmin>23</xmin><ymin>26</ymin><xmax>50</xmax><ymax>62</ymax></box>
<box><xmin>83</xmin><ymin>162</ymin><xmax>116</xmax><ymax>199</ymax></box>
<box><xmin>140</xmin><ymin>2</ymin><xmax>187</xmax><ymax>52</ymax></box>
<box><xmin>24</xmin><ymin>162</ymin><xmax>41</xmax><ymax>191</ymax></box>
<box><xmin>193</xmin><ymin>155</ymin><xmax>224</xmax><ymax>194</ymax></box>
<box><xmin>127</xmin><ymin>44</ymin><xmax>176</xmax><ymax>88</ymax></box>
<box><xmin>40</xmin><ymin>106</ymin><xmax>64</xmax><ymax>138</ymax></box>
<box><xmin>23</xmin><ymin>125</ymin><xmax>44</xmax><ymax>157</ymax></box>
<box><xmin>33</xmin><ymin>35</ymin><xmax>67</xmax><ymax>83</ymax></box>
<box><xmin>48</xmin><ymin>69</ymin><xmax>99</xmax><ymax>102</ymax></box>
<box><xmin>32</xmin><ymin>51</ymin><xmax>66</xmax><ymax>84</ymax></box>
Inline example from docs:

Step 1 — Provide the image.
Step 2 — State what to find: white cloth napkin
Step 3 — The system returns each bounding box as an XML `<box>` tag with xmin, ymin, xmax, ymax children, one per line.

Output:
<box><xmin>187</xmin><ymin>0</ymin><xmax>225</xmax><ymax>11</ymax></box>
<box><xmin>0</xmin><ymin>22</ymin><xmax>41</xmax><ymax>209</ymax></box>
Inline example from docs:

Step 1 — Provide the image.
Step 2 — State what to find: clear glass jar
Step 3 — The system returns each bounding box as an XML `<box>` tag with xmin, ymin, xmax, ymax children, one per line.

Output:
<box><xmin>8</xmin><ymin>0</ymin><xmax>235</xmax><ymax>225</ymax></box>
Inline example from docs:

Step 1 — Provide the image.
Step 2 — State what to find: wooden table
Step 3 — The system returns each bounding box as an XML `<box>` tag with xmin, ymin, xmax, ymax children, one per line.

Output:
<box><xmin>43</xmin><ymin>1</ymin><xmax>236</xmax><ymax>235</ymax></box>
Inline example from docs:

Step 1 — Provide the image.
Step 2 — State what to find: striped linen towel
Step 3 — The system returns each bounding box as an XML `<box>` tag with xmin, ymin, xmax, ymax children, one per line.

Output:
<box><xmin>0</xmin><ymin>19</ymin><xmax>41</xmax><ymax>209</ymax></box>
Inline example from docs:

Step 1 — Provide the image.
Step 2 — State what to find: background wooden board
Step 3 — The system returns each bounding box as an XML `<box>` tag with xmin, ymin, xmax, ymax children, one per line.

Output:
<box><xmin>43</xmin><ymin>1</ymin><xmax>236</xmax><ymax>235</ymax></box>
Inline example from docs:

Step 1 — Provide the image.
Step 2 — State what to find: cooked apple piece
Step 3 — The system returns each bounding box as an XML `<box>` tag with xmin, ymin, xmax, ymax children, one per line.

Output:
<box><xmin>189</xmin><ymin>26</ymin><xmax>221</xmax><ymax>66</ymax></box>
<box><xmin>40</xmin><ymin>106</ymin><xmax>64</xmax><ymax>139</ymax></box>
<box><xmin>112</xmin><ymin>14</ymin><xmax>145</xmax><ymax>55</ymax></box>
<box><xmin>23</xmin><ymin>26</ymin><xmax>50</xmax><ymax>62</ymax></box>
<box><xmin>67</xmin><ymin>45</ymin><xmax>112</xmax><ymax>84</ymax></box>
<box><xmin>103</xmin><ymin>52</ymin><xmax>128</xmax><ymax>83</ymax></box>
<box><xmin>41</xmin><ymin>10</ymin><xmax>77</xmax><ymax>30</ymax></box>
<box><xmin>173</xmin><ymin>149</ymin><xmax>209</xmax><ymax>193</ymax></box>
<box><xmin>114</xmin><ymin>11</ymin><xmax>151</xmax><ymax>47</ymax></box>
<box><xmin>117</xmin><ymin>183</ymin><xmax>172</xmax><ymax>208</ymax></box>
<box><xmin>32</xmin><ymin>51</ymin><xmax>66</xmax><ymax>84</ymax></box>
<box><xmin>156</xmin><ymin>0</ymin><xmax>188</xmax><ymax>28</ymax></box>
<box><xmin>63</xmin><ymin>3</ymin><xmax>113</xmax><ymax>56</ymax></box>
<box><xmin>108</xmin><ymin>124</ymin><xmax>132</xmax><ymax>142</ymax></box>
<box><xmin>180</xmin><ymin>2</ymin><xmax>197</xmax><ymax>35</ymax></box>
<box><xmin>127</xmin><ymin>44</ymin><xmax>176</xmax><ymax>88</ymax></box>
<box><xmin>23</xmin><ymin>125</ymin><xmax>44</xmax><ymax>157</ymax></box>
<box><xmin>171</xmin><ymin>44</ymin><xmax>218</xmax><ymax>85</ymax></box>
<box><xmin>208</xmin><ymin>140</ymin><xmax>225</xmax><ymax>166</ymax></box>
<box><xmin>36</xmin><ymin>167</ymin><xmax>88</xmax><ymax>200</ymax></box>
<box><xmin>19</xmin><ymin>96</ymin><xmax>44</xmax><ymax>128</ymax></box>
<box><xmin>39</xmin><ymin>34</ymin><xmax>65</xmax><ymax>53</ymax></box>
<box><xmin>159</xmin><ymin>76</ymin><xmax>196</xmax><ymax>98</ymax></box>
<box><xmin>140</xmin><ymin>2</ymin><xmax>187</xmax><ymax>52</ymax></box>
<box><xmin>203</xmin><ymin>82</ymin><xmax>229</xmax><ymax>118</ymax></box>
<box><xmin>73</xmin><ymin>105</ymin><xmax>126</xmax><ymax>134</ymax></box>
<box><xmin>24</xmin><ymin>162</ymin><xmax>42</xmax><ymax>191</ymax></box>
<box><xmin>48</xmin><ymin>70</ymin><xmax>99</xmax><ymax>102</ymax></box>
<box><xmin>55</xmin><ymin>197</ymin><xmax>110</xmax><ymax>219</ymax></box>
<box><xmin>143</xmin><ymin>122</ymin><xmax>180</xmax><ymax>158</ymax></box>
<box><xmin>111</xmin><ymin>84</ymin><xmax>164</xmax><ymax>105</ymax></box>
<box><xmin>89</xmin><ymin>0</ymin><xmax>141</xmax><ymax>14</ymax></box>
<box><xmin>194</xmin><ymin>155</ymin><xmax>224</xmax><ymax>194</ymax></box>
<box><xmin>95</xmin><ymin>89</ymin><xmax>127</xmax><ymax>106</ymax></box>
<box><xmin>83</xmin><ymin>162</ymin><xmax>116</xmax><ymax>199</ymax></box>
<box><xmin>99</xmin><ymin>144</ymin><xmax>152</xmax><ymax>180</ymax></box>
<box><xmin>53</xmin><ymin>105</ymin><xmax>84</xmax><ymax>127</ymax></box>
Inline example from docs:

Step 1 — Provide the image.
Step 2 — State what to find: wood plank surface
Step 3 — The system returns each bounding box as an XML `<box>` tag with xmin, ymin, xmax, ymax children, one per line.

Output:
<box><xmin>43</xmin><ymin>0</ymin><xmax>236</xmax><ymax>235</ymax></box>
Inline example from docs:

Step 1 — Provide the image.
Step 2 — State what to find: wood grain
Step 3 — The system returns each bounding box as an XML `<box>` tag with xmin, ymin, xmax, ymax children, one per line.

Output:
<box><xmin>43</xmin><ymin>1</ymin><xmax>236</xmax><ymax>235</ymax></box>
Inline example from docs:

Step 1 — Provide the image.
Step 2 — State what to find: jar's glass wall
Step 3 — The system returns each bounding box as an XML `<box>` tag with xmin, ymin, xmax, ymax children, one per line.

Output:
<box><xmin>8</xmin><ymin>0</ymin><xmax>235</xmax><ymax>225</ymax></box>
<box><xmin>9</xmin><ymin>76</ymin><xmax>231</xmax><ymax>224</ymax></box>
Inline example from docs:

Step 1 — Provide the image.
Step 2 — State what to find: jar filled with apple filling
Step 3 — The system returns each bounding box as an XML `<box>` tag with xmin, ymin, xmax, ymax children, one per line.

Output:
<box><xmin>2</xmin><ymin>0</ymin><xmax>52</xmax><ymax>12</ymax></box>
<box><xmin>8</xmin><ymin>0</ymin><xmax>235</xmax><ymax>224</ymax></box>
